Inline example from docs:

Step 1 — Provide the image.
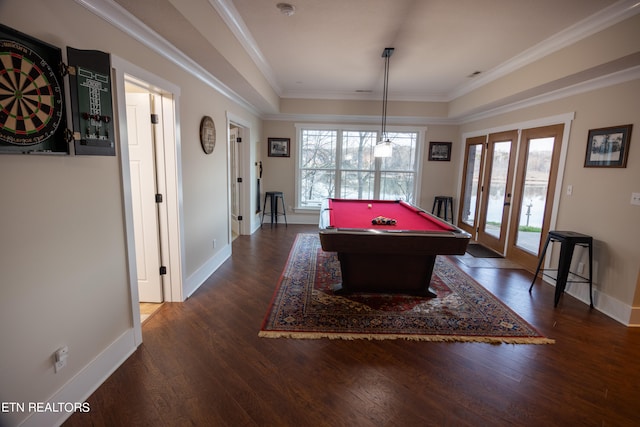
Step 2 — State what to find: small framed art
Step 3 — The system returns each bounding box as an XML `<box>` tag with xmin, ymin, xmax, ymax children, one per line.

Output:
<box><xmin>584</xmin><ymin>124</ymin><xmax>632</xmax><ymax>168</ymax></box>
<box><xmin>428</xmin><ymin>141</ymin><xmax>452</xmax><ymax>161</ymax></box>
<box><xmin>268</xmin><ymin>138</ymin><xmax>290</xmax><ymax>157</ymax></box>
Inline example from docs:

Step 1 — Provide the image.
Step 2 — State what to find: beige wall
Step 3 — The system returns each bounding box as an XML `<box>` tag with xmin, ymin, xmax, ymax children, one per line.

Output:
<box><xmin>461</xmin><ymin>79</ymin><xmax>640</xmax><ymax>311</ymax></box>
<box><xmin>0</xmin><ymin>1</ymin><xmax>261</xmax><ymax>425</ymax></box>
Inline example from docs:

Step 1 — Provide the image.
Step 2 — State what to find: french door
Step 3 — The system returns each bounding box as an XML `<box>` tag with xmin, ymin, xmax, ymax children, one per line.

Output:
<box><xmin>507</xmin><ymin>124</ymin><xmax>564</xmax><ymax>270</ymax></box>
<box><xmin>458</xmin><ymin>136</ymin><xmax>485</xmax><ymax>236</ymax></box>
<box><xmin>477</xmin><ymin>130</ymin><xmax>518</xmax><ymax>253</ymax></box>
<box><xmin>458</xmin><ymin>124</ymin><xmax>564</xmax><ymax>270</ymax></box>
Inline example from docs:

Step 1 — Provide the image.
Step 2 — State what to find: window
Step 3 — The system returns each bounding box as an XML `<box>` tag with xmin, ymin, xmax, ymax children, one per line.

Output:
<box><xmin>297</xmin><ymin>125</ymin><xmax>421</xmax><ymax>208</ymax></box>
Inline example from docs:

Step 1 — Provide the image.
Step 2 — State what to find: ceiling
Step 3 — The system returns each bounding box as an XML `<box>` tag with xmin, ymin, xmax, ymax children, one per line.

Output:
<box><xmin>112</xmin><ymin>0</ymin><xmax>633</xmax><ymax>111</ymax></box>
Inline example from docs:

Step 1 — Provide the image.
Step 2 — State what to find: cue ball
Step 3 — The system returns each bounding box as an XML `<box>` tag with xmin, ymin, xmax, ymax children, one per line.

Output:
<box><xmin>368</xmin><ymin>204</ymin><xmax>372</xmax><ymax>208</ymax></box>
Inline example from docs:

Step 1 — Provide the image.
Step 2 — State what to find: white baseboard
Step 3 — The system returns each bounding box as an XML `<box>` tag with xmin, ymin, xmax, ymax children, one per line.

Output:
<box><xmin>184</xmin><ymin>245</ymin><xmax>232</xmax><ymax>299</ymax></box>
<box><xmin>19</xmin><ymin>330</ymin><xmax>137</xmax><ymax>427</ymax></box>
<box><xmin>544</xmin><ymin>277</ymin><xmax>633</xmax><ymax>325</ymax></box>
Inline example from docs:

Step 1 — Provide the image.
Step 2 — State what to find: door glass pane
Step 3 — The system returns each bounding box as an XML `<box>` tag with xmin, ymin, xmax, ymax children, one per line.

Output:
<box><xmin>461</xmin><ymin>144</ymin><xmax>483</xmax><ymax>227</ymax></box>
<box><xmin>515</xmin><ymin>137</ymin><xmax>554</xmax><ymax>254</ymax></box>
<box><xmin>484</xmin><ymin>141</ymin><xmax>511</xmax><ymax>238</ymax></box>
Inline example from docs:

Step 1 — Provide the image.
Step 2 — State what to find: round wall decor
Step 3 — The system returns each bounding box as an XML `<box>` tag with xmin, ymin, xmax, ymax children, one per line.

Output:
<box><xmin>199</xmin><ymin>115</ymin><xmax>216</xmax><ymax>154</ymax></box>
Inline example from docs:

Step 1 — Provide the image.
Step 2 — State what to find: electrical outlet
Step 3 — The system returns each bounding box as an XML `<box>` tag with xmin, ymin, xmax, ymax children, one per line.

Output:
<box><xmin>631</xmin><ymin>192</ymin><xmax>640</xmax><ymax>206</ymax></box>
<box><xmin>566</xmin><ymin>185</ymin><xmax>573</xmax><ymax>196</ymax></box>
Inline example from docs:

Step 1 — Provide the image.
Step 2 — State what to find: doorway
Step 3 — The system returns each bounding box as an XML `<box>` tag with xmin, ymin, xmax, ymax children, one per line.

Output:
<box><xmin>125</xmin><ymin>86</ymin><xmax>163</xmax><ymax>303</ymax></box>
<box><xmin>230</xmin><ymin>125</ymin><xmax>240</xmax><ymax>239</ymax></box>
<box><xmin>476</xmin><ymin>130</ymin><xmax>518</xmax><ymax>253</ymax></box>
<box><xmin>227</xmin><ymin>113</ymin><xmax>254</xmax><ymax>237</ymax></box>
<box><xmin>507</xmin><ymin>124</ymin><xmax>564</xmax><ymax>270</ymax></box>
<box><xmin>113</xmin><ymin>57</ymin><xmax>184</xmax><ymax>344</ymax></box>
<box><xmin>458</xmin><ymin>124</ymin><xmax>565</xmax><ymax>270</ymax></box>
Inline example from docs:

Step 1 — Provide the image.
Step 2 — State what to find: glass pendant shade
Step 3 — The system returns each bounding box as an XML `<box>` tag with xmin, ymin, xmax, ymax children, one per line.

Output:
<box><xmin>374</xmin><ymin>140</ymin><xmax>392</xmax><ymax>157</ymax></box>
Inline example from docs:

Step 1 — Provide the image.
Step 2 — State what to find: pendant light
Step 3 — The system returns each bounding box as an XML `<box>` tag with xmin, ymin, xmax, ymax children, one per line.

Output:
<box><xmin>374</xmin><ymin>47</ymin><xmax>394</xmax><ymax>158</ymax></box>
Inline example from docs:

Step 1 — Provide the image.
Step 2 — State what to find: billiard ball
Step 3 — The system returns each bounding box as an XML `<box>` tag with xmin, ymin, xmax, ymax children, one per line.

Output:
<box><xmin>367</xmin><ymin>204</ymin><xmax>372</xmax><ymax>208</ymax></box>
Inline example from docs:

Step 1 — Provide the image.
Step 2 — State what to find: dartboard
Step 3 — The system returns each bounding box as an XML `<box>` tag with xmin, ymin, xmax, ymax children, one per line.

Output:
<box><xmin>0</xmin><ymin>39</ymin><xmax>63</xmax><ymax>146</ymax></box>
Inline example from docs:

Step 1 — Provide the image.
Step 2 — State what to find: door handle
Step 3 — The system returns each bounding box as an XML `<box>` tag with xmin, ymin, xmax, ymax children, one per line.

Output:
<box><xmin>504</xmin><ymin>202</ymin><xmax>511</xmax><ymax>206</ymax></box>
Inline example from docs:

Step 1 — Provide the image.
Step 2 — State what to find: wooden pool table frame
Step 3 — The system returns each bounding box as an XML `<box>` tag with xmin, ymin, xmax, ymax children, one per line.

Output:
<box><xmin>319</xmin><ymin>199</ymin><xmax>471</xmax><ymax>296</ymax></box>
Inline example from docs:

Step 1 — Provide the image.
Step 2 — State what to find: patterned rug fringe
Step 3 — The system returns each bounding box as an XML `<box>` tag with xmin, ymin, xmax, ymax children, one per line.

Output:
<box><xmin>259</xmin><ymin>330</ymin><xmax>554</xmax><ymax>344</ymax></box>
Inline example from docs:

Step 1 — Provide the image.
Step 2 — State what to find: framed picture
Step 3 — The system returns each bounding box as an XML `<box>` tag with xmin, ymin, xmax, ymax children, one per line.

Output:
<box><xmin>268</xmin><ymin>138</ymin><xmax>290</xmax><ymax>157</ymax></box>
<box><xmin>584</xmin><ymin>124</ymin><xmax>632</xmax><ymax>168</ymax></box>
<box><xmin>428</xmin><ymin>142</ymin><xmax>452</xmax><ymax>161</ymax></box>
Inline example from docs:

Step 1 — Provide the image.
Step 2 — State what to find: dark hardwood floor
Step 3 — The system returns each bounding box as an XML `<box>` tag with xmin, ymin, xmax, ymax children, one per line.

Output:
<box><xmin>65</xmin><ymin>224</ymin><xmax>640</xmax><ymax>426</ymax></box>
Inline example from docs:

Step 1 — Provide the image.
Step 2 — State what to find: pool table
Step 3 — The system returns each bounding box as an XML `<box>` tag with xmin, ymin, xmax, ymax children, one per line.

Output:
<box><xmin>319</xmin><ymin>198</ymin><xmax>470</xmax><ymax>296</ymax></box>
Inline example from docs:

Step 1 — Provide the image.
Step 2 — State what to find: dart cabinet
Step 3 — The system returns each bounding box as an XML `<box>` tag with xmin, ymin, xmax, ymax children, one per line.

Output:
<box><xmin>67</xmin><ymin>47</ymin><xmax>115</xmax><ymax>156</ymax></box>
<box><xmin>0</xmin><ymin>23</ymin><xmax>115</xmax><ymax>156</ymax></box>
<box><xmin>0</xmin><ymin>24</ymin><xmax>69</xmax><ymax>154</ymax></box>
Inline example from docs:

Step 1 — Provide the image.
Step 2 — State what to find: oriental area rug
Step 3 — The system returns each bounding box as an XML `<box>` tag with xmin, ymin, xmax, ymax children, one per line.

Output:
<box><xmin>259</xmin><ymin>234</ymin><xmax>553</xmax><ymax>344</ymax></box>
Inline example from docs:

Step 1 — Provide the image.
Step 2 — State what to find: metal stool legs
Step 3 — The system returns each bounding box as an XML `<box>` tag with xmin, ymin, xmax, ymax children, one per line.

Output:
<box><xmin>261</xmin><ymin>191</ymin><xmax>287</xmax><ymax>227</ymax></box>
<box><xmin>432</xmin><ymin>196</ymin><xmax>453</xmax><ymax>222</ymax></box>
<box><xmin>529</xmin><ymin>231</ymin><xmax>593</xmax><ymax>308</ymax></box>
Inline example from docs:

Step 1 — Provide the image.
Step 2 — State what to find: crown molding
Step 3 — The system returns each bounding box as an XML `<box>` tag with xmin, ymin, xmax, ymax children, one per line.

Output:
<box><xmin>455</xmin><ymin>65</ymin><xmax>640</xmax><ymax>123</ymax></box>
<box><xmin>280</xmin><ymin>89</ymin><xmax>450</xmax><ymax>103</ymax></box>
<box><xmin>208</xmin><ymin>0</ymin><xmax>282</xmax><ymax>95</ymax></box>
<box><xmin>449</xmin><ymin>0</ymin><xmax>640</xmax><ymax>101</ymax></box>
<box><xmin>74</xmin><ymin>0</ymin><xmax>260</xmax><ymax>116</ymax></box>
<box><xmin>262</xmin><ymin>113</ymin><xmax>459</xmax><ymax>126</ymax></box>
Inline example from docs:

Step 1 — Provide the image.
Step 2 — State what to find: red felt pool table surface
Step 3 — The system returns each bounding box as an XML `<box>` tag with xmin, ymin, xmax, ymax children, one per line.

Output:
<box><xmin>325</xmin><ymin>198</ymin><xmax>455</xmax><ymax>232</ymax></box>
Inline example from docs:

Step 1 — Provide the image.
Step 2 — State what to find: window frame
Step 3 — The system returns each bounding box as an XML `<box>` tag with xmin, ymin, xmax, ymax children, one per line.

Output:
<box><xmin>294</xmin><ymin>123</ymin><xmax>425</xmax><ymax>211</ymax></box>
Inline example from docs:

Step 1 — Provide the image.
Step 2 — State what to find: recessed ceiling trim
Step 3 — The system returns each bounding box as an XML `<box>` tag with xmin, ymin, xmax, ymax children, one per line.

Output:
<box><xmin>74</xmin><ymin>0</ymin><xmax>260</xmax><ymax>115</ymax></box>
<box><xmin>210</xmin><ymin>0</ymin><xmax>282</xmax><ymax>95</ymax></box>
<box><xmin>267</xmin><ymin>65</ymin><xmax>640</xmax><ymax>125</ymax></box>
<box><xmin>280</xmin><ymin>89</ymin><xmax>450</xmax><ymax>102</ymax></box>
<box><xmin>262</xmin><ymin>113</ymin><xmax>458</xmax><ymax>126</ymax></box>
<box><xmin>450</xmin><ymin>0</ymin><xmax>640</xmax><ymax>100</ymax></box>
<box><xmin>453</xmin><ymin>64</ymin><xmax>640</xmax><ymax>123</ymax></box>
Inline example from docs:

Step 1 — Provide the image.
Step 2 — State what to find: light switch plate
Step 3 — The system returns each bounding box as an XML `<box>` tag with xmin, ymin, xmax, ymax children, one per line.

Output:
<box><xmin>631</xmin><ymin>192</ymin><xmax>640</xmax><ymax>206</ymax></box>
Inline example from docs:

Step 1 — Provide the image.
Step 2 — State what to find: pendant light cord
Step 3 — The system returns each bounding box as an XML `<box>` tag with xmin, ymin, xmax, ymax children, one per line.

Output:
<box><xmin>380</xmin><ymin>48</ymin><xmax>394</xmax><ymax>141</ymax></box>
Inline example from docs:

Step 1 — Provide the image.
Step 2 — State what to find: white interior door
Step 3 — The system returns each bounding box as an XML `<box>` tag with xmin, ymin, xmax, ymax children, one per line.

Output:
<box><xmin>126</xmin><ymin>92</ymin><xmax>163</xmax><ymax>303</ymax></box>
<box><xmin>230</xmin><ymin>127</ymin><xmax>240</xmax><ymax>237</ymax></box>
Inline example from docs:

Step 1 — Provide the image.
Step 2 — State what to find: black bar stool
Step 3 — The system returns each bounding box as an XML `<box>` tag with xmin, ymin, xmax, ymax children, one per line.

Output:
<box><xmin>261</xmin><ymin>191</ymin><xmax>287</xmax><ymax>227</ymax></box>
<box><xmin>529</xmin><ymin>230</ymin><xmax>593</xmax><ymax>308</ymax></box>
<box><xmin>432</xmin><ymin>196</ymin><xmax>453</xmax><ymax>222</ymax></box>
